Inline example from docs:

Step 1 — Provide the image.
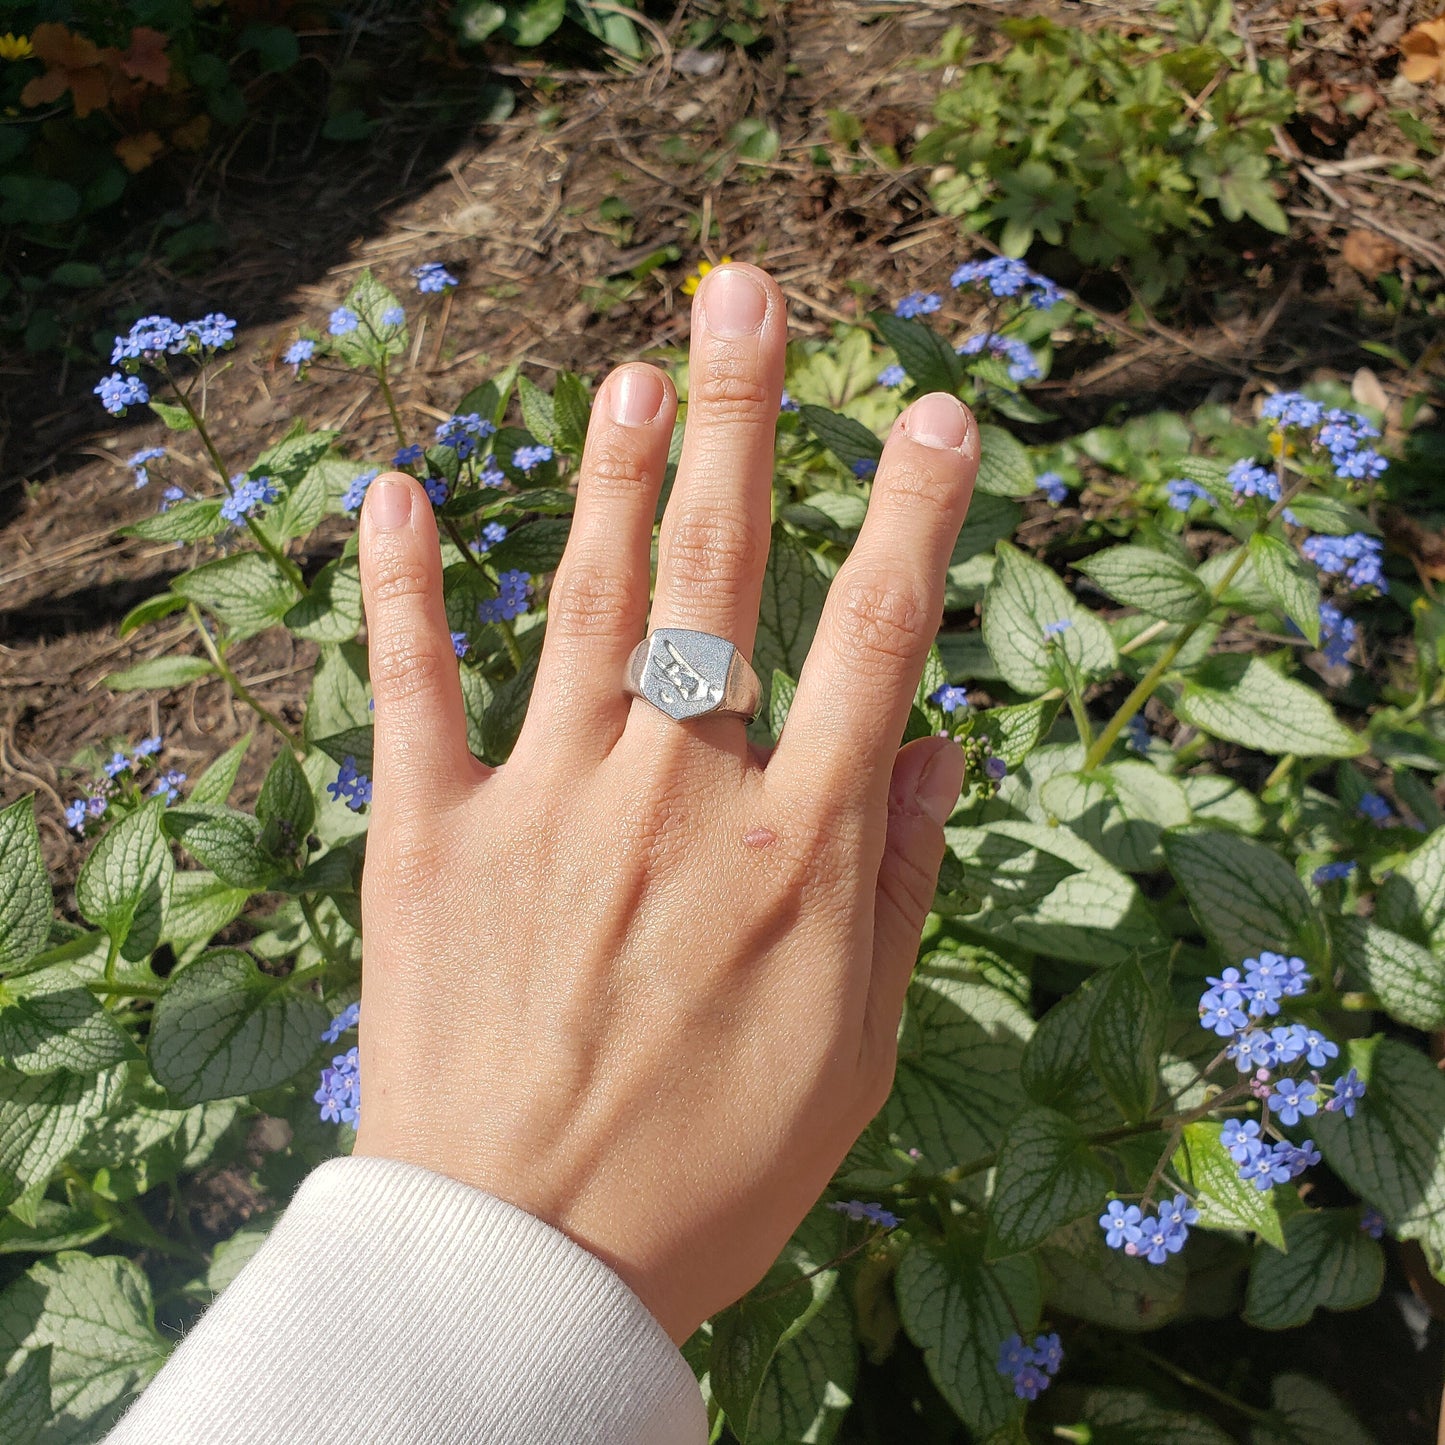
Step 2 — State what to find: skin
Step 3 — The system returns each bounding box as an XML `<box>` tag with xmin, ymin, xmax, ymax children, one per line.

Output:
<box><xmin>352</xmin><ymin>262</ymin><xmax>979</xmax><ymax>1344</ymax></box>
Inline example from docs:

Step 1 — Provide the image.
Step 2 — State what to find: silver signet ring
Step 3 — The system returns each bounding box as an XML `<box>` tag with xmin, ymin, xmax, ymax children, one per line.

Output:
<box><xmin>623</xmin><ymin>628</ymin><xmax>762</xmax><ymax>723</ymax></box>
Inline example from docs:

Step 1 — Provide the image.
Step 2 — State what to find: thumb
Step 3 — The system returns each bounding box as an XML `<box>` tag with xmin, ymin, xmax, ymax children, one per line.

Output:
<box><xmin>359</xmin><ymin>473</ymin><xmax>478</xmax><ymax>814</ymax></box>
<box><xmin>866</xmin><ymin>736</ymin><xmax>966</xmax><ymax>1036</ymax></box>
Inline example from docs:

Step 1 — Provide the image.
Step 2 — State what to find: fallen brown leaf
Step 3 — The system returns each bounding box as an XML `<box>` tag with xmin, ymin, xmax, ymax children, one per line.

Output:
<box><xmin>1400</xmin><ymin>14</ymin><xmax>1445</xmax><ymax>86</ymax></box>
<box><xmin>114</xmin><ymin>130</ymin><xmax>164</xmax><ymax>173</ymax></box>
<box><xmin>1382</xmin><ymin>506</ymin><xmax>1445</xmax><ymax>583</ymax></box>
<box><xmin>1340</xmin><ymin>227</ymin><xmax>1399</xmax><ymax>276</ymax></box>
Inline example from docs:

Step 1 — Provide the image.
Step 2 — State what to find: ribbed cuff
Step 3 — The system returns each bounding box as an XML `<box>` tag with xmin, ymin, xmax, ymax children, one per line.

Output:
<box><xmin>105</xmin><ymin>1155</ymin><xmax>708</xmax><ymax>1444</ymax></box>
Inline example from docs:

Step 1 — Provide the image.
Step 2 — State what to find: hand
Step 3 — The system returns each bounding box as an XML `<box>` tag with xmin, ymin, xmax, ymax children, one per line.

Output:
<box><xmin>352</xmin><ymin>263</ymin><xmax>979</xmax><ymax>1343</ymax></box>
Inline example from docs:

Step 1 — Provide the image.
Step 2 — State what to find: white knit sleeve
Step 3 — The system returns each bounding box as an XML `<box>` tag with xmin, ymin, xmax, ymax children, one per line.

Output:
<box><xmin>103</xmin><ymin>1154</ymin><xmax>708</xmax><ymax>1444</ymax></box>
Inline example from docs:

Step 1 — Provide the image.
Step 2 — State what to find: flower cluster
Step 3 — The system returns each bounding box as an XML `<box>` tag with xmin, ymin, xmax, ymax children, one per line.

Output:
<box><xmin>996</xmin><ymin>1333</ymin><xmax>1063</xmax><ymax>1401</ymax></box>
<box><xmin>1261</xmin><ymin>393</ymin><xmax>1388</xmax><ymax>482</ymax></box>
<box><xmin>1301</xmin><ymin>533</ymin><xmax>1387</xmax><ymax>593</ymax></box>
<box><xmin>342</xmin><ymin>469</ymin><xmax>380</xmax><ymax>514</ymax></box>
<box><xmin>512</xmin><ymin>443</ymin><xmax>554</xmax><ymax>472</ymax></box>
<box><xmin>1227</xmin><ymin>459</ymin><xmax>1281</xmax><ymax>503</ymax></box>
<box><xmin>478</xmin><ymin>569</ymin><xmax>533</xmax><ymax>624</ymax></box>
<box><xmin>1357</xmin><ymin>791</ymin><xmax>1393</xmax><ymax>825</ymax></box>
<box><xmin>127</xmin><ymin>447</ymin><xmax>166</xmax><ymax>488</ymax></box>
<box><xmin>63</xmin><ymin>735</ymin><xmax>169</xmax><ymax>832</ymax></box>
<box><xmin>1164</xmin><ymin>477</ymin><xmax>1210</xmax><ymax>511</ymax></box>
<box><xmin>951</xmin><ymin>257</ymin><xmax>1063</xmax><ymax>309</ymax></box>
<box><xmin>315</xmin><ymin>1046</ymin><xmax>360</xmax><ymax>1125</ymax></box>
<box><xmin>322</xmin><ymin>1001</ymin><xmax>361</xmax><ymax>1044</ymax></box>
<box><xmin>325</xmin><ymin>756</ymin><xmax>372</xmax><ymax>812</ymax></box>
<box><xmin>95</xmin><ymin>311</ymin><xmax>237</xmax><ymax>415</ymax></box>
<box><xmin>1036</xmin><ymin>471</ymin><xmax>1067</xmax><ymax>505</ymax></box>
<box><xmin>284</xmin><ymin>339</ymin><xmax>316</xmax><ymax>372</ymax></box>
<box><xmin>1221</xmin><ymin>1120</ymin><xmax>1321</xmax><ymax>1190</ymax></box>
<box><xmin>413</xmin><ymin>262</ymin><xmax>459</xmax><ymax>293</ymax></box>
<box><xmin>894</xmin><ymin>291</ymin><xmax>941</xmax><ymax>319</ymax></box>
<box><xmin>957</xmin><ymin>730</ymin><xmax>1008</xmax><ymax>796</ymax></box>
<box><xmin>827</xmin><ymin>1200</ymin><xmax>899</xmax><ymax>1228</ymax></box>
<box><xmin>878</xmin><ymin>363</ymin><xmax>907</xmax><ymax>388</ymax></box>
<box><xmin>956</xmin><ymin>331</ymin><xmax>1041</xmax><ymax>382</ymax></box>
<box><xmin>1313</xmin><ymin>859</ymin><xmax>1356</xmax><ymax>884</ymax></box>
<box><xmin>435</xmin><ymin>412</ymin><xmax>497</xmax><ymax>460</ymax></box>
<box><xmin>219</xmin><ymin>474</ymin><xmax>278</xmax><ymax>525</ymax></box>
<box><xmin>1099</xmin><ymin>1193</ymin><xmax>1199</xmax><ymax>1262</ymax></box>
<box><xmin>852</xmin><ymin>458</ymin><xmax>878</xmax><ymax>479</ymax></box>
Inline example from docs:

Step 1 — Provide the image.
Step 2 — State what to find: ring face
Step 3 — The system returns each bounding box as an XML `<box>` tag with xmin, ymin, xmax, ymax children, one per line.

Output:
<box><xmin>639</xmin><ymin>628</ymin><xmax>733</xmax><ymax>720</ymax></box>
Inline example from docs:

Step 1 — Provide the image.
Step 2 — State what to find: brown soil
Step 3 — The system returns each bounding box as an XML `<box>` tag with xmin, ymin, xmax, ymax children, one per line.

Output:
<box><xmin>3</xmin><ymin>0</ymin><xmax>1443</xmax><ymax>883</ymax></box>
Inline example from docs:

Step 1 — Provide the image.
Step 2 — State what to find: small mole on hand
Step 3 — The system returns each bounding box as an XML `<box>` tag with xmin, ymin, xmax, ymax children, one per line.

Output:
<box><xmin>743</xmin><ymin>825</ymin><xmax>777</xmax><ymax>849</ymax></box>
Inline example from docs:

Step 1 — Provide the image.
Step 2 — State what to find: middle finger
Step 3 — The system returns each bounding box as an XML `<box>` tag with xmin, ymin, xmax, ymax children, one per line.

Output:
<box><xmin>645</xmin><ymin>263</ymin><xmax>786</xmax><ymax>664</ymax></box>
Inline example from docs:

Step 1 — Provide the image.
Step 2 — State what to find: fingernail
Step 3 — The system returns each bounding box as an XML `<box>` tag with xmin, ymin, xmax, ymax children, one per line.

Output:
<box><xmin>903</xmin><ymin>393</ymin><xmax>969</xmax><ymax>451</ymax></box>
<box><xmin>610</xmin><ymin>366</ymin><xmax>665</xmax><ymax>427</ymax></box>
<box><xmin>369</xmin><ymin>475</ymin><xmax>413</xmax><ymax>531</ymax></box>
<box><xmin>914</xmin><ymin>742</ymin><xmax>965</xmax><ymax>826</ymax></box>
<box><xmin>701</xmin><ymin>265</ymin><xmax>768</xmax><ymax>338</ymax></box>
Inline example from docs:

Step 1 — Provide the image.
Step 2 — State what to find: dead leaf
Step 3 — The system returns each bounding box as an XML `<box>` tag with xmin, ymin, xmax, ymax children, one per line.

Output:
<box><xmin>1340</xmin><ymin>228</ymin><xmax>1399</xmax><ymax>276</ymax></box>
<box><xmin>115</xmin><ymin>130</ymin><xmax>164</xmax><ymax>172</ymax></box>
<box><xmin>121</xmin><ymin>27</ymin><xmax>170</xmax><ymax>87</ymax></box>
<box><xmin>1400</xmin><ymin>14</ymin><xmax>1445</xmax><ymax>86</ymax></box>
<box><xmin>1352</xmin><ymin>367</ymin><xmax>1389</xmax><ymax>414</ymax></box>
<box><xmin>1381</xmin><ymin>507</ymin><xmax>1445</xmax><ymax>582</ymax></box>
<box><xmin>20</xmin><ymin>22</ymin><xmax>118</xmax><ymax>118</ymax></box>
<box><xmin>170</xmin><ymin>114</ymin><xmax>211</xmax><ymax>152</ymax></box>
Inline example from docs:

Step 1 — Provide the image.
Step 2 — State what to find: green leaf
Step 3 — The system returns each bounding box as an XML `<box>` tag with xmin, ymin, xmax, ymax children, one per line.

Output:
<box><xmin>0</xmin><ymin>967</ymin><xmax>136</xmax><ymax>1075</ymax></box>
<box><xmin>769</xmin><ymin>669</ymin><xmax>797</xmax><ymax>743</ymax></box>
<box><xmin>1243</xmin><ymin>1210</ymin><xmax>1384</xmax><ymax>1330</ymax></box>
<box><xmin>1089</xmin><ymin>956</ymin><xmax>1167</xmax><ymax>1121</ymax></box>
<box><xmin>257</xmin><ymin>748</ymin><xmax>315</xmax><ymax>840</ymax></box>
<box><xmin>487</xmin><ymin>517</ymin><xmax>572</xmax><ymax>574</ymax></box>
<box><xmin>1373</xmin><ymin>825</ymin><xmax>1445</xmax><ymax>951</ymax></box>
<box><xmin>1072</xmin><ymin>1387</ymin><xmax>1235</xmax><ymax>1444</ymax></box>
<box><xmin>1314</xmin><ymin>1037</ymin><xmax>1445</xmax><ymax>1268</ymax></box>
<box><xmin>1021</xmin><ymin>981</ymin><xmax>1105</xmax><ymax>1118</ymax></box>
<box><xmin>873</xmin><ymin>312</ymin><xmax>962</xmax><ymax>393</ymax></box>
<box><xmin>517</xmin><ymin>374</ymin><xmax>557</xmax><ymax>447</ymax></box>
<box><xmin>977</xmin><ymin>699</ymin><xmax>1060</xmax><ymax>769</ymax></box>
<box><xmin>284</xmin><ymin>557</ymin><xmax>363</xmax><ymax>642</ymax></box>
<box><xmin>880</xmin><ymin>966</ymin><xmax>1034</xmax><ymax>1174</ymax></box>
<box><xmin>974</xmin><ymin>424</ymin><xmax>1036</xmax><ymax>498</ymax></box>
<box><xmin>0</xmin><ymin>1344</ymin><xmax>52</xmax><ymax>1440</ymax></box>
<box><xmin>1169</xmin><ymin>654</ymin><xmax>1364</xmax><ymax>759</ymax></box>
<box><xmin>748</xmin><ymin>1278</ymin><xmax>855</xmax><ymax>1445</ymax></box>
<box><xmin>311</xmin><ymin>727</ymin><xmax>375</xmax><ymax>778</ymax></box>
<box><xmin>479</xmin><ymin>640</ymin><xmax>540</xmax><ymax>766</ymax></box>
<box><xmin>160</xmin><ymin>872</ymin><xmax>252</xmax><ymax>951</ymax></box>
<box><xmin>501</xmin><ymin>0</ymin><xmax>566</xmax><ymax>46</ymax></box>
<box><xmin>752</xmin><ymin>525</ymin><xmax>830</xmax><ymax>694</ymax></box>
<box><xmin>206</xmin><ymin>1217</ymin><xmax>274</xmax><ymax>1294</ymax></box>
<box><xmin>986</xmin><ymin>1105</ymin><xmax>1110</xmax><ymax>1257</ymax></box>
<box><xmin>172</xmin><ymin>552</ymin><xmax>303</xmax><ymax>641</ymax></box>
<box><xmin>1040</xmin><ymin>762</ymin><xmax>1191</xmax><ymax>873</ymax></box>
<box><xmin>1163</xmin><ymin>825</ymin><xmax>1322</xmax><ymax>963</ymax></box>
<box><xmin>147</xmin><ymin>399</ymin><xmax>195</xmax><ymax>431</ymax></box>
<box><xmin>947</xmin><ymin>822</ymin><xmax>1162</xmax><ymax>964</ymax></box>
<box><xmin>1038</xmin><ymin>1218</ymin><xmax>1189</xmax><ymax>1332</ymax></box>
<box><xmin>1249</xmin><ymin>533</ymin><xmax>1320</xmax><ymax>645</ymax></box>
<box><xmin>122</xmin><ymin>499</ymin><xmax>225</xmax><ymax>543</ymax></box>
<box><xmin>188</xmin><ymin>734</ymin><xmax>252</xmax><ymax>807</ymax></box>
<box><xmin>162</xmin><ymin>807</ymin><xmax>281</xmax><ymax>891</ymax></box>
<box><xmin>1076</xmin><ymin>545</ymin><xmax>1210</xmax><ymax>623</ymax></box>
<box><xmin>75</xmin><ymin>801</ymin><xmax>173</xmax><ymax>962</ymax></box>
<box><xmin>329</xmin><ymin>270</ymin><xmax>406</xmax><ymax>367</ymax></box>
<box><xmin>104</xmin><ymin>655</ymin><xmax>216</xmax><ymax>692</ymax></box>
<box><xmin>896</xmin><ymin>1235</ymin><xmax>1040</xmax><ymax>1437</ymax></box>
<box><xmin>0</xmin><ymin>1068</ymin><xmax>122</xmax><ymax>1210</ymax></box>
<box><xmin>1250</xmin><ymin>1374</ymin><xmax>1375</xmax><ymax>1445</ymax></box>
<box><xmin>710</xmin><ymin>1279</ymin><xmax>816</xmax><ymax>1441</ymax></box>
<box><xmin>148</xmin><ymin>949</ymin><xmax>329</xmax><ymax>1105</ymax></box>
<box><xmin>798</xmin><ymin>405</ymin><xmax>883</xmax><ymax>473</ymax></box>
<box><xmin>1330</xmin><ymin>916</ymin><xmax>1445</xmax><ymax>1031</ymax></box>
<box><xmin>118</xmin><ymin>592</ymin><xmax>187</xmax><ymax>638</ymax></box>
<box><xmin>551</xmin><ymin>371</ymin><xmax>592</xmax><ymax>456</ymax></box>
<box><xmin>305</xmin><ymin>643</ymin><xmax>372</xmax><ymax>743</ymax></box>
<box><xmin>1173</xmin><ymin>1122</ymin><xmax>1299</xmax><ymax>1251</ymax></box>
<box><xmin>0</xmin><ymin>1253</ymin><xmax>168</xmax><ymax>1437</ymax></box>
<box><xmin>982</xmin><ymin>541</ymin><xmax>1118</xmax><ymax>693</ymax></box>
<box><xmin>0</xmin><ymin>798</ymin><xmax>51</xmax><ymax>973</ymax></box>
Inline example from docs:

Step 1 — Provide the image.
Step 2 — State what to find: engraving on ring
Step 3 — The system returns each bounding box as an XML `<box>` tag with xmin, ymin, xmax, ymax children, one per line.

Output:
<box><xmin>651</xmin><ymin>638</ymin><xmax>725</xmax><ymax>710</ymax></box>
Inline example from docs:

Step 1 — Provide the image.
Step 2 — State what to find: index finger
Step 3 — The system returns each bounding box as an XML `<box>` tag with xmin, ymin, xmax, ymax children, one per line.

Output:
<box><xmin>766</xmin><ymin>393</ymin><xmax>978</xmax><ymax>811</ymax></box>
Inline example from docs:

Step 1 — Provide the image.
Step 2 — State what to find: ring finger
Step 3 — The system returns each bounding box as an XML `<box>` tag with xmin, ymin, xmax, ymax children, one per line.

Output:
<box><xmin>642</xmin><ymin>263</ymin><xmax>786</xmax><ymax>710</ymax></box>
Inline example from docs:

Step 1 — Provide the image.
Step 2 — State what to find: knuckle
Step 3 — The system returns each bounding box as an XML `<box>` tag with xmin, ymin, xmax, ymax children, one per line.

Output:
<box><xmin>831</xmin><ymin>572</ymin><xmax>933</xmax><ymax>666</ymax></box>
<box><xmin>369</xmin><ymin>553</ymin><xmax>432</xmax><ymax>606</ymax></box>
<box><xmin>879</xmin><ymin>842</ymin><xmax>941</xmax><ymax>926</ymax></box>
<box><xmin>582</xmin><ymin>438</ymin><xmax>656</xmax><ymax>502</ymax></box>
<box><xmin>370</xmin><ymin>636</ymin><xmax>448</xmax><ymax>701</ymax></box>
<box><xmin>689</xmin><ymin>362</ymin><xmax>774</xmax><ymax>423</ymax></box>
<box><xmin>880</xmin><ymin>457</ymin><xmax>960</xmax><ymax>525</ymax></box>
<box><xmin>547</xmin><ymin>557</ymin><xmax>630</xmax><ymax>637</ymax></box>
<box><xmin>662</xmin><ymin>507</ymin><xmax>759</xmax><ymax>592</ymax></box>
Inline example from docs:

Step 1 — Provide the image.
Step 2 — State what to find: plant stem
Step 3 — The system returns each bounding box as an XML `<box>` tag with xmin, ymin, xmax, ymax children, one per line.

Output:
<box><xmin>169</xmin><ymin>383</ymin><xmax>306</xmax><ymax>593</ymax></box>
<box><xmin>375</xmin><ymin>360</ymin><xmax>407</xmax><ymax>445</ymax></box>
<box><xmin>1261</xmin><ymin>753</ymin><xmax>1296</xmax><ymax>791</ymax></box>
<box><xmin>102</xmin><ymin>935</ymin><xmax>119</xmax><ymax>987</ymax></box>
<box><xmin>1082</xmin><ymin>546</ymin><xmax>1253</xmax><ymax>771</ymax></box>
<box><xmin>87</xmin><ymin>978</ymin><xmax>164</xmax><ymax>999</ymax></box>
<box><xmin>1066</xmin><ymin>689</ymin><xmax>1095</xmax><ymax>750</ymax></box>
<box><xmin>1131</xmin><ymin>1345</ymin><xmax>1273</xmax><ymax>1422</ymax></box>
<box><xmin>187</xmin><ymin>604</ymin><xmax>302</xmax><ymax>751</ymax></box>
<box><xmin>300</xmin><ymin>894</ymin><xmax>349</xmax><ymax>975</ymax></box>
<box><xmin>497</xmin><ymin>620</ymin><xmax>524</xmax><ymax>672</ymax></box>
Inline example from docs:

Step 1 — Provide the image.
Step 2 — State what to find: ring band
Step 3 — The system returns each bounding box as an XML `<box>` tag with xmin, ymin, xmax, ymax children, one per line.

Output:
<box><xmin>624</xmin><ymin>627</ymin><xmax>762</xmax><ymax>723</ymax></box>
